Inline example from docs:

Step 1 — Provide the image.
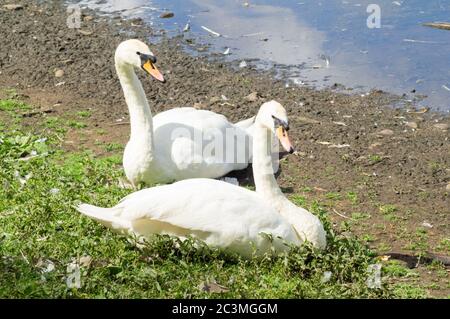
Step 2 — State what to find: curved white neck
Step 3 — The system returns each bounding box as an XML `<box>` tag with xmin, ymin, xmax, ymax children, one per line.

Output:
<box><xmin>115</xmin><ymin>62</ymin><xmax>154</xmax><ymax>146</ymax></box>
<box><xmin>252</xmin><ymin>122</ymin><xmax>287</xmax><ymax>209</ymax></box>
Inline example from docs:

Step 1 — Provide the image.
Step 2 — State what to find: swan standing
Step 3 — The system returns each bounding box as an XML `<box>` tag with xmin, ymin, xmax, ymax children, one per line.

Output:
<box><xmin>115</xmin><ymin>39</ymin><xmax>264</xmax><ymax>186</ymax></box>
<box><xmin>77</xmin><ymin>101</ymin><xmax>327</xmax><ymax>258</ymax></box>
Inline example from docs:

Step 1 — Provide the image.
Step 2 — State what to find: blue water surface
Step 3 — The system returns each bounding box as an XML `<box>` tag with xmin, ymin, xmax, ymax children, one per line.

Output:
<box><xmin>75</xmin><ymin>0</ymin><xmax>450</xmax><ymax>112</ymax></box>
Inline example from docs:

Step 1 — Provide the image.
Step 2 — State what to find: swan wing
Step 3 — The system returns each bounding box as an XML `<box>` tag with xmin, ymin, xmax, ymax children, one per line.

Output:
<box><xmin>152</xmin><ymin>108</ymin><xmax>251</xmax><ymax>180</ymax></box>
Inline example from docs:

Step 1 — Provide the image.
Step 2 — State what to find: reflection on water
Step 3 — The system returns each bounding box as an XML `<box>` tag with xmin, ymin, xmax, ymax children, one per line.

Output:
<box><xmin>76</xmin><ymin>0</ymin><xmax>450</xmax><ymax>112</ymax></box>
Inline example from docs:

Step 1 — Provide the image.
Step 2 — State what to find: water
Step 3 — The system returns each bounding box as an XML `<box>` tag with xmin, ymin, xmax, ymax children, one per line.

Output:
<box><xmin>75</xmin><ymin>0</ymin><xmax>450</xmax><ymax>112</ymax></box>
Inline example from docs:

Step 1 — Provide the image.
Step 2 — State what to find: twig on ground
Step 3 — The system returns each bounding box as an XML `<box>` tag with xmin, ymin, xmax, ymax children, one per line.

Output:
<box><xmin>332</xmin><ymin>208</ymin><xmax>354</xmax><ymax>220</ymax></box>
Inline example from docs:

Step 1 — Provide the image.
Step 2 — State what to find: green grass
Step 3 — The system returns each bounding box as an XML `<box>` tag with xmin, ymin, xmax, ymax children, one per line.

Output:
<box><xmin>0</xmin><ymin>99</ymin><xmax>31</xmax><ymax>112</ymax></box>
<box><xmin>0</xmin><ymin>99</ymin><xmax>432</xmax><ymax>299</ymax></box>
<box><xmin>369</xmin><ymin>155</ymin><xmax>382</xmax><ymax>164</ymax></box>
<box><xmin>346</xmin><ymin>192</ymin><xmax>358</xmax><ymax>205</ymax></box>
<box><xmin>76</xmin><ymin>111</ymin><xmax>92</xmax><ymax>118</ymax></box>
<box><xmin>67</xmin><ymin>120</ymin><xmax>87</xmax><ymax>129</ymax></box>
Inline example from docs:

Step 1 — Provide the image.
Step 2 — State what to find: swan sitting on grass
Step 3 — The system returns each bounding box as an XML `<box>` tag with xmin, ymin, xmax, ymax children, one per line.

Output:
<box><xmin>77</xmin><ymin>101</ymin><xmax>326</xmax><ymax>258</ymax></box>
<box><xmin>115</xmin><ymin>39</ymin><xmax>266</xmax><ymax>187</ymax></box>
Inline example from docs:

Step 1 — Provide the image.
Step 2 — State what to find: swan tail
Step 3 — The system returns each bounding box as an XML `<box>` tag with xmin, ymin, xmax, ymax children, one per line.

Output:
<box><xmin>234</xmin><ymin>116</ymin><xmax>255</xmax><ymax>130</ymax></box>
<box><xmin>77</xmin><ymin>204</ymin><xmax>131</xmax><ymax>230</ymax></box>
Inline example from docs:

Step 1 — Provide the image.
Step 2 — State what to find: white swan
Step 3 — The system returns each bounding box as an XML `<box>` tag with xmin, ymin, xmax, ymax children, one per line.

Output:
<box><xmin>115</xmin><ymin>39</ymin><xmax>284</xmax><ymax>186</ymax></box>
<box><xmin>77</xmin><ymin>101</ymin><xmax>327</xmax><ymax>258</ymax></box>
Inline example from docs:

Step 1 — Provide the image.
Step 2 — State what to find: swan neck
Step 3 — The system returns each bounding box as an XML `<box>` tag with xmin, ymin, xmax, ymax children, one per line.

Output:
<box><xmin>252</xmin><ymin>123</ymin><xmax>285</xmax><ymax>205</ymax></box>
<box><xmin>115</xmin><ymin>62</ymin><xmax>154</xmax><ymax>143</ymax></box>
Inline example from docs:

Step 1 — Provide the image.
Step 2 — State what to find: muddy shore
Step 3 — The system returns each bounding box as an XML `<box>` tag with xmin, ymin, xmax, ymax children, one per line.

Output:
<box><xmin>0</xmin><ymin>0</ymin><xmax>449</xmax><ymax>295</ymax></box>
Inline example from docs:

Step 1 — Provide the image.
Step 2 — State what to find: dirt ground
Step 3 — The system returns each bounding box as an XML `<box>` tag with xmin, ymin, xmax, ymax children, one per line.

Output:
<box><xmin>1</xmin><ymin>0</ymin><xmax>449</xmax><ymax>296</ymax></box>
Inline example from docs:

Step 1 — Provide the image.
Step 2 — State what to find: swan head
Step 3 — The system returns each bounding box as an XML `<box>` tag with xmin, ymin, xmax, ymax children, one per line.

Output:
<box><xmin>115</xmin><ymin>39</ymin><xmax>165</xmax><ymax>82</ymax></box>
<box><xmin>256</xmin><ymin>100</ymin><xmax>295</xmax><ymax>153</ymax></box>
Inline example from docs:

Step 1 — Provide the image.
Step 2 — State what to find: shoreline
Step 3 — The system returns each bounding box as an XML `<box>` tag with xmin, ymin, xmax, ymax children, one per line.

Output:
<box><xmin>1</xmin><ymin>0</ymin><xmax>449</xmax><ymax>297</ymax></box>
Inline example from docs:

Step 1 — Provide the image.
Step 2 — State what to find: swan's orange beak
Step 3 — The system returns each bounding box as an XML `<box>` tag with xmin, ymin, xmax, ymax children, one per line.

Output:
<box><xmin>276</xmin><ymin>126</ymin><xmax>295</xmax><ymax>153</ymax></box>
<box><xmin>143</xmin><ymin>60</ymin><xmax>165</xmax><ymax>83</ymax></box>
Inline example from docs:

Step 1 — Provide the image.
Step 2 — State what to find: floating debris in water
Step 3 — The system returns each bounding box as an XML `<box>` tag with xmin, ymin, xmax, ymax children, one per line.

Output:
<box><xmin>319</xmin><ymin>54</ymin><xmax>331</xmax><ymax>68</ymax></box>
<box><xmin>239</xmin><ymin>60</ymin><xmax>248</xmax><ymax>68</ymax></box>
<box><xmin>242</xmin><ymin>32</ymin><xmax>264</xmax><ymax>37</ymax></box>
<box><xmin>403</xmin><ymin>38</ymin><xmax>441</xmax><ymax>44</ymax></box>
<box><xmin>223</xmin><ymin>48</ymin><xmax>230</xmax><ymax>55</ymax></box>
<box><xmin>201</xmin><ymin>25</ymin><xmax>221</xmax><ymax>37</ymax></box>
<box><xmin>183</xmin><ymin>23</ymin><xmax>190</xmax><ymax>32</ymax></box>
<box><xmin>160</xmin><ymin>12</ymin><xmax>174</xmax><ymax>19</ymax></box>
<box><xmin>422</xmin><ymin>22</ymin><xmax>450</xmax><ymax>31</ymax></box>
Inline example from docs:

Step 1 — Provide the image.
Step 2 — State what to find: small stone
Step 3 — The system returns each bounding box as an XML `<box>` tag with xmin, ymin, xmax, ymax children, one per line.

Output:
<box><xmin>421</xmin><ymin>221</ymin><xmax>433</xmax><ymax>228</ymax></box>
<box><xmin>193</xmin><ymin>102</ymin><xmax>204</xmax><ymax>109</ymax></box>
<box><xmin>406</xmin><ymin>122</ymin><xmax>418</xmax><ymax>129</ymax></box>
<box><xmin>130</xmin><ymin>18</ymin><xmax>143</xmax><ymax>25</ymax></box>
<box><xmin>54</xmin><ymin>69</ymin><xmax>64</xmax><ymax>78</ymax></box>
<box><xmin>160</xmin><ymin>12</ymin><xmax>174</xmax><ymax>18</ymax></box>
<box><xmin>78</xmin><ymin>30</ymin><xmax>93</xmax><ymax>36</ymax></box>
<box><xmin>79</xmin><ymin>255</ymin><xmax>92</xmax><ymax>267</ymax></box>
<box><xmin>209</xmin><ymin>96</ymin><xmax>221</xmax><ymax>104</ymax></box>
<box><xmin>239</xmin><ymin>60</ymin><xmax>247</xmax><ymax>68</ymax></box>
<box><xmin>369</xmin><ymin>142</ymin><xmax>382</xmax><ymax>150</ymax></box>
<box><xmin>297</xmin><ymin>116</ymin><xmax>320</xmax><ymax>124</ymax></box>
<box><xmin>377</xmin><ymin>129</ymin><xmax>394</xmax><ymax>136</ymax></box>
<box><xmin>198</xmin><ymin>281</ymin><xmax>229</xmax><ymax>293</ymax></box>
<box><xmin>446</xmin><ymin>183</ymin><xmax>450</xmax><ymax>191</ymax></box>
<box><xmin>3</xmin><ymin>4</ymin><xmax>24</xmax><ymax>10</ymax></box>
<box><xmin>83</xmin><ymin>15</ymin><xmax>94</xmax><ymax>22</ymax></box>
<box><xmin>433</xmin><ymin>123</ymin><xmax>449</xmax><ymax>130</ymax></box>
<box><xmin>244</xmin><ymin>92</ymin><xmax>259</xmax><ymax>102</ymax></box>
<box><xmin>293</xmin><ymin>151</ymin><xmax>306</xmax><ymax>157</ymax></box>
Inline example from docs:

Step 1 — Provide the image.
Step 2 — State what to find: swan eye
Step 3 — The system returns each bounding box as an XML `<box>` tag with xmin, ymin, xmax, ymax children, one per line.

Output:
<box><xmin>137</xmin><ymin>52</ymin><xmax>157</xmax><ymax>64</ymax></box>
<box><xmin>272</xmin><ymin>115</ymin><xmax>289</xmax><ymax>130</ymax></box>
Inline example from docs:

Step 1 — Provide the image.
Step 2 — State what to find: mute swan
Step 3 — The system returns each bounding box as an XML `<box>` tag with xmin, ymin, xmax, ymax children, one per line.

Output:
<box><xmin>77</xmin><ymin>101</ymin><xmax>327</xmax><ymax>258</ymax></box>
<box><xmin>115</xmin><ymin>39</ymin><xmax>275</xmax><ymax>187</ymax></box>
